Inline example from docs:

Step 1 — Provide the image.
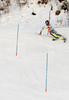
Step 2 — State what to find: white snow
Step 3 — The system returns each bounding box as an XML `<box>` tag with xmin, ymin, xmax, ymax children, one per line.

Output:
<box><xmin>0</xmin><ymin>1</ymin><xmax>69</xmax><ymax>100</ymax></box>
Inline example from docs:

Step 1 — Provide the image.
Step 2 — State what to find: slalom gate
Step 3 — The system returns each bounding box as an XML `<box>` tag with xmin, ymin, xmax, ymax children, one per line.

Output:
<box><xmin>45</xmin><ymin>53</ymin><xmax>48</xmax><ymax>92</ymax></box>
<box><xmin>16</xmin><ymin>24</ymin><xmax>19</xmax><ymax>56</ymax></box>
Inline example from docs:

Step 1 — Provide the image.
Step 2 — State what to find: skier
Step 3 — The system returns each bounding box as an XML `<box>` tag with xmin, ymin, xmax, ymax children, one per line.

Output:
<box><xmin>39</xmin><ymin>20</ymin><xmax>66</xmax><ymax>42</ymax></box>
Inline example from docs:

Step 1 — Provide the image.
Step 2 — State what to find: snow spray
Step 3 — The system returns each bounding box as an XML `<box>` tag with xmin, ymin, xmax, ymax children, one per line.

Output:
<box><xmin>16</xmin><ymin>24</ymin><xmax>19</xmax><ymax>56</ymax></box>
<box><xmin>45</xmin><ymin>53</ymin><xmax>48</xmax><ymax>92</ymax></box>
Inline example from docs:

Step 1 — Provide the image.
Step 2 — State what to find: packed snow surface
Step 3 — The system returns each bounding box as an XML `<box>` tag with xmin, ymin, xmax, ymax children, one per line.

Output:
<box><xmin>0</xmin><ymin>1</ymin><xmax>69</xmax><ymax>100</ymax></box>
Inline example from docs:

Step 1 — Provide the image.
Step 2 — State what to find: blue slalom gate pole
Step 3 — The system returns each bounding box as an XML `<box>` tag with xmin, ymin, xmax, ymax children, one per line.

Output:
<box><xmin>16</xmin><ymin>24</ymin><xmax>19</xmax><ymax>56</ymax></box>
<box><xmin>45</xmin><ymin>53</ymin><xmax>48</xmax><ymax>92</ymax></box>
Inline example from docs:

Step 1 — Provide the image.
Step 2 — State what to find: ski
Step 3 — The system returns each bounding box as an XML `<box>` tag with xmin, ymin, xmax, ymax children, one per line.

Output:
<box><xmin>63</xmin><ymin>38</ymin><xmax>67</xmax><ymax>43</ymax></box>
<box><xmin>35</xmin><ymin>32</ymin><xmax>67</xmax><ymax>43</ymax></box>
<box><xmin>52</xmin><ymin>38</ymin><xmax>67</xmax><ymax>43</ymax></box>
<box><xmin>52</xmin><ymin>38</ymin><xmax>58</xmax><ymax>41</ymax></box>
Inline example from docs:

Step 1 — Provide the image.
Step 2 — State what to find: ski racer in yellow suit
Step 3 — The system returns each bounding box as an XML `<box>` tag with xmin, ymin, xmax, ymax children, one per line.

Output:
<box><xmin>39</xmin><ymin>20</ymin><xmax>66</xmax><ymax>42</ymax></box>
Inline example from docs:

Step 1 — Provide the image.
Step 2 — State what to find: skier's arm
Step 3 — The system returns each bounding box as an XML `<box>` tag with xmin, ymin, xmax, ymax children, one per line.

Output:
<box><xmin>46</xmin><ymin>24</ymin><xmax>53</xmax><ymax>31</ymax></box>
<box><xmin>46</xmin><ymin>27</ymin><xmax>49</xmax><ymax>30</ymax></box>
<box><xmin>39</xmin><ymin>26</ymin><xmax>45</xmax><ymax>35</ymax></box>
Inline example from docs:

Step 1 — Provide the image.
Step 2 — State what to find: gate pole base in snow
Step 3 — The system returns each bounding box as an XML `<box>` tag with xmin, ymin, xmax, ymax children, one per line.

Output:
<box><xmin>45</xmin><ymin>89</ymin><xmax>47</xmax><ymax>92</ymax></box>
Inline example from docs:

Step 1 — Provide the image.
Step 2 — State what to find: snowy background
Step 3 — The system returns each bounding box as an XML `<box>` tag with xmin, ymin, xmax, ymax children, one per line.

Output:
<box><xmin>0</xmin><ymin>0</ymin><xmax>69</xmax><ymax>100</ymax></box>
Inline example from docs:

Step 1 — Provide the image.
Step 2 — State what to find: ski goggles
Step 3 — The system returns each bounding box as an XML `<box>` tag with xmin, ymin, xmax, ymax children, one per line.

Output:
<box><xmin>45</xmin><ymin>21</ymin><xmax>49</xmax><ymax>25</ymax></box>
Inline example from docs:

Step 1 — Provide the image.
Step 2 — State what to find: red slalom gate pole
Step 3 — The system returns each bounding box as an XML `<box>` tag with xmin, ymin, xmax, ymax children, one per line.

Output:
<box><xmin>47</xmin><ymin>11</ymin><xmax>51</xmax><ymax>36</ymax></box>
<box><xmin>54</xmin><ymin>26</ymin><xmax>64</xmax><ymax>28</ymax></box>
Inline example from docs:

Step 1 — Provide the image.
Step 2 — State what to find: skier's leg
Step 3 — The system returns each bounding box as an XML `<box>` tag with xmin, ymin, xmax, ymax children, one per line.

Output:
<box><xmin>50</xmin><ymin>32</ymin><xmax>59</xmax><ymax>38</ymax></box>
<box><xmin>57</xmin><ymin>34</ymin><xmax>65</xmax><ymax>40</ymax></box>
<box><xmin>39</xmin><ymin>30</ymin><xmax>42</xmax><ymax>36</ymax></box>
<box><xmin>50</xmin><ymin>29</ymin><xmax>59</xmax><ymax>38</ymax></box>
<box><xmin>56</xmin><ymin>34</ymin><xmax>66</xmax><ymax>42</ymax></box>
<box><xmin>56</xmin><ymin>34</ymin><xmax>62</xmax><ymax>37</ymax></box>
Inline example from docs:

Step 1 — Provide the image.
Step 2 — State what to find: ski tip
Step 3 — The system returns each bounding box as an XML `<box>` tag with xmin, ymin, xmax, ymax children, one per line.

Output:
<box><xmin>52</xmin><ymin>38</ymin><xmax>56</xmax><ymax>41</ymax></box>
<box><xmin>52</xmin><ymin>39</ymin><xmax>55</xmax><ymax>41</ymax></box>
<box><xmin>64</xmin><ymin>38</ymin><xmax>67</xmax><ymax>43</ymax></box>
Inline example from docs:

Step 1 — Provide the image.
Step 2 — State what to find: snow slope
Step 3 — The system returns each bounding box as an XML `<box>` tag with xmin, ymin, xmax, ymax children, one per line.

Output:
<box><xmin>0</xmin><ymin>1</ymin><xmax>69</xmax><ymax>100</ymax></box>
